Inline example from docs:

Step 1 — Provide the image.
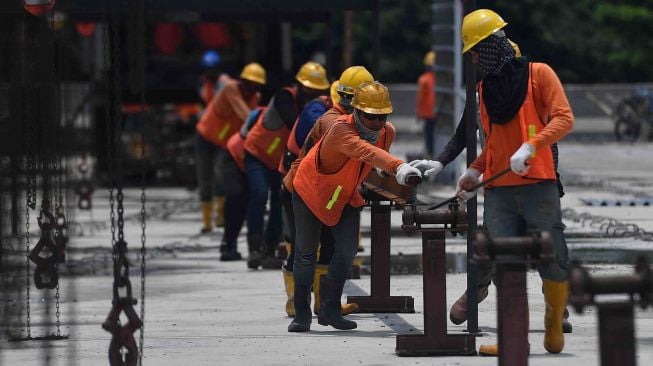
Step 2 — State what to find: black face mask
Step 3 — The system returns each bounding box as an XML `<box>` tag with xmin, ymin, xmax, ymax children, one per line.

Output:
<box><xmin>475</xmin><ymin>35</ymin><xmax>515</xmax><ymax>76</ymax></box>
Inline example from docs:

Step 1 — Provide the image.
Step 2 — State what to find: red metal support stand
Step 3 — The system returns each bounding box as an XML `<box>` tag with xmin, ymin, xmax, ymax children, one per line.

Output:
<box><xmin>347</xmin><ymin>201</ymin><xmax>415</xmax><ymax>313</ymax></box>
<box><xmin>395</xmin><ymin>229</ymin><xmax>476</xmax><ymax>356</ymax></box>
<box><xmin>495</xmin><ymin>264</ymin><xmax>529</xmax><ymax>365</ymax></box>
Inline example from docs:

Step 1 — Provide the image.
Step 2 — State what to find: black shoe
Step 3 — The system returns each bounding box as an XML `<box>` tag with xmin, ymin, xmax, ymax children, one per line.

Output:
<box><xmin>220</xmin><ymin>250</ymin><xmax>242</xmax><ymax>261</ymax></box>
<box><xmin>247</xmin><ymin>251</ymin><xmax>262</xmax><ymax>269</ymax></box>
<box><xmin>260</xmin><ymin>255</ymin><xmax>283</xmax><ymax>269</ymax></box>
<box><xmin>317</xmin><ymin>276</ymin><xmax>357</xmax><ymax>330</ymax></box>
<box><xmin>563</xmin><ymin>307</ymin><xmax>573</xmax><ymax>333</ymax></box>
<box><xmin>219</xmin><ymin>242</ymin><xmax>228</xmax><ymax>254</ymax></box>
<box><xmin>200</xmin><ymin>227</ymin><xmax>212</xmax><ymax>234</ymax></box>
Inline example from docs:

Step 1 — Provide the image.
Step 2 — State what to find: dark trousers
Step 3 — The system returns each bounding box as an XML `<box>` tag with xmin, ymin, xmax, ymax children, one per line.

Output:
<box><xmin>245</xmin><ymin>153</ymin><xmax>282</xmax><ymax>255</ymax></box>
<box><xmin>222</xmin><ymin>155</ymin><xmax>248</xmax><ymax>251</ymax></box>
<box><xmin>281</xmin><ymin>186</ymin><xmax>335</xmax><ymax>271</ymax></box>
<box><xmin>421</xmin><ymin>117</ymin><xmax>436</xmax><ymax>157</ymax></box>
<box><xmin>292</xmin><ymin>192</ymin><xmax>359</xmax><ymax>285</ymax></box>
<box><xmin>195</xmin><ymin>133</ymin><xmax>225</xmax><ymax>201</ymax></box>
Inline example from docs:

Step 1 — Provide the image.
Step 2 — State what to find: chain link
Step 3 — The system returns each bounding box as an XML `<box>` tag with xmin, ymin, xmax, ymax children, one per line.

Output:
<box><xmin>25</xmin><ymin>199</ymin><xmax>31</xmax><ymax>339</ymax></box>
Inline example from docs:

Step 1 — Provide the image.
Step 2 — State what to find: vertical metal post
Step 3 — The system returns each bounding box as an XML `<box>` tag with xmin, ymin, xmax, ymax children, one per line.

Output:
<box><xmin>395</xmin><ymin>230</ymin><xmax>475</xmax><ymax>356</ymax></box>
<box><xmin>342</xmin><ymin>10</ymin><xmax>353</xmax><ymax>67</ymax></box>
<box><xmin>371</xmin><ymin>0</ymin><xmax>380</xmax><ymax>76</ymax></box>
<box><xmin>280</xmin><ymin>22</ymin><xmax>292</xmax><ymax>75</ymax></box>
<box><xmin>462</xmin><ymin>0</ymin><xmax>479</xmax><ymax>334</ymax></box>
<box><xmin>370</xmin><ymin>203</ymin><xmax>391</xmax><ymax>298</ymax></box>
<box><xmin>347</xmin><ymin>201</ymin><xmax>414</xmax><ymax>313</ymax></box>
<box><xmin>598</xmin><ymin>303</ymin><xmax>636</xmax><ymax>366</ymax></box>
<box><xmin>496</xmin><ymin>264</ymin><xmax>529</xmax><ymax>366</ymax></box>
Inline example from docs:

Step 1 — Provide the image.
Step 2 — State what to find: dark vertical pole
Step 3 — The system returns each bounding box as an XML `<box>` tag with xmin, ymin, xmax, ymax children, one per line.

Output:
<box><xmin>370</xmin><ymin>203</ymin><xmax>391</xmax><ymax>298</ymax></box>
<box><xmin>598</xmin><ymin>303</ymin><xmax>636</xmax><ymax>366</ymax></box>
<box><xmin>325</xmin><ymin>12</ymin><xmax>334</xmax><ymax>78</ymax></box>
<box><xmin>371</xmin><ymin>0</ymin><xmax>380</xmax><ymax>76</ymax></box>
<box><xmin>496</xmin><ymin>265</ymin><xmax>529</xmax><ymax>366</ymax></box>
<box><xmin>462</xmin><ymin>0</ymin><xmax>479</xmax><ymax>334</ymax></box>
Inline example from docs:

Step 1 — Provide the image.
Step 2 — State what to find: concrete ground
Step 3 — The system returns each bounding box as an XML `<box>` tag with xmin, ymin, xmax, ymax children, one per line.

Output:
<box><xmin>3</xmin><ymin>118</ymin><xmax>653</xmax><ymax>365</ymax></box>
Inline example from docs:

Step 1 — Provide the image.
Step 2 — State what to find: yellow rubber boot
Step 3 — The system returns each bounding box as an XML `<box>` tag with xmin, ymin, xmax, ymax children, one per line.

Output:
<box><xmin>478</xmin><ymin>344</ymin><xmax>498</xmax><ymax>356</ymax></box>
<box><xmin>201</xmin><ymin>201</ymin><xmax>213</xmax><ymax>233</ymax></box>
<box><xmin>214</xmin><ymin>196</ymin><xmax>225</xmax><ymax>228</ymax></box>
<box><xmin>543</xmin><ymin>279</ymin><xmax>568</xmax><ymax>353</ymax></box>
<box><xmin>282</xmin><ymin>268</ymin><xmax>295</xmax><ymax>317</ymax></box>
<box><xmin>357</xmin><ymin>231</ymin><xmax>364</xmax><ymax>252</ymax></box>
<box><xmin>313</xmin><ymin>264</ymin><xmax>360</xmax><ymax>315</ymax></box>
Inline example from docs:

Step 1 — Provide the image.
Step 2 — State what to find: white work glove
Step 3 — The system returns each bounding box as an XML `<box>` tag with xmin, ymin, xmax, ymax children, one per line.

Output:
<box><xmin>456</xmin><ymin>168</ymin><xmax>481</xmax><ymax>202</ymax></box>
<box><xmin>408</xmin><ymin>159</ymin><xmax>444</xmax><ymax>177</ymax></box>
<box><xmin>395</xmin><ymin>163</ymin><xmax>422</xmax><ymax>186</ymax></box>
<box><xmin>510</xmin><ymin>143</ymin><xmax>535</xmax><ymax>175</ymax></box>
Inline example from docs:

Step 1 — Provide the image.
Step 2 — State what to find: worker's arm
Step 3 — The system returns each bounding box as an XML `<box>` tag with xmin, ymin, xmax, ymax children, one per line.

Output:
<box><xmin>469</xmin><ymin>145</ymin><xmax>487</xmax><ymax>175</ymax></box>
<box><xmin>211</xmin><ymin>81</ymin><xmax>252</xmax><ymax>121</ymax></box>
<box><xmin>528</xmin><ymin>63</ymin><xmax>574</xmax><ymax>149</ymax></box>
<box><xmin>435</xmin><ymin>108</ymin><xmax>475</xmax><ymax>166</ymax></box>
<box><xmin>327</xmin><ymin>123</ymin><xmax>404</xmax><ymax>174</ymax></box>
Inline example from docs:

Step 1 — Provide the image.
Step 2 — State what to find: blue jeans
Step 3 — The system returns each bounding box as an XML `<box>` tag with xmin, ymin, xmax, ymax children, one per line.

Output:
<box><xmin>244</xmin><ymin>153</ymin><xmax>282</xmax><ymax>254</ymax></box>
<box><xmin>195</xmin><ymin>133</ymin><xmax>225</xmax><ymax>201</ymax></box>
<box><xmin>483</xmin><ymin>181</ymin><xmax>569</xmax><ymax>282</ymax></box>
<box><xmin>292</xmin><ymin>192</ymin><xmax>360</xmax><ymax>285</ymax></box>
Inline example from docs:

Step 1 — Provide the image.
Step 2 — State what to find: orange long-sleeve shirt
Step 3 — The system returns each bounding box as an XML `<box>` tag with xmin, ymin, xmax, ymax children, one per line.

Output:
<box><xmin>416</xmin><ymin>71</ymin><xmax>436</xmax><ymax>119</ymax></box>
<box><xmin>470</xmin><ymin>63</ymin><xmax>573</xmax><ymax>183</ymax></box>
<box><xmin>317</xmin><ymin>119</ymin><xmax>403</xmax><ymax>175</ymax></box>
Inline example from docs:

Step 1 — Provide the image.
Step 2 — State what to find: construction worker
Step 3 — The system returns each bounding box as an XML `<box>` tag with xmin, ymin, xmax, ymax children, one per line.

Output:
<box><xmin>220</xmin><ymin>107</ymin><xmax>266</xmax><ymax>261</ymax></box>
<box><xmin>243</xmin><ymin>61</ymin><xmax>330</xmax><ymax>270</ymax></box>
<box><xmin>281</xmin><ymin>66</ymin><xmax>374</xmax><ymax>318</ymax></box>
<box><xmin>412</xmin><ymin>9</ymin><xmax>573</xmax><ymax>355</ymax></box>
<box><xmin>287</xmin><ymin>81</ymin><xmax>422</xmax><ymax>332</ymax></box>
<box><xmin>195</xmin><ymin>62</ymin><xmax>266</xmax><ymax>236</ymax></box>
<box><xmin>409</xmin><ymin>37</ymin><xmax>572</xmax><ymax>334</ymax></box>
<box><xmin>416</xmin><ymin>50</ymin><xmax>437</xmax><ymax>158</ymax></box>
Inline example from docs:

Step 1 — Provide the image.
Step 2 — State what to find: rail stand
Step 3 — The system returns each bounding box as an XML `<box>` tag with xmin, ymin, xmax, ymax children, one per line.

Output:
<box><xmin>347</xmin><ymin>173</ymin><xmax>420</xmax><ymax>313</ymax></box>
<box><xmin>395</xmin><ymin>201</ymin><xmax>476</xmax><ymax>356</ymax></box>
<box><xmin>473</xmin><ymin>231</ymin><xmax>554</xmax><ymax>365</ymax></box>
<box><xmin>569</xmin><ymin>257</ymin><xmax>652</xmax><ymax>366</ymax></box>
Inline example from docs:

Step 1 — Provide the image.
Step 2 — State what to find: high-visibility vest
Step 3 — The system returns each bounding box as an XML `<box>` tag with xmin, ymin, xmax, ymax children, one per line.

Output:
<box><xmin>293</xmin><ymin>114</ymin><xmax>390</xmax><ymax>227</ymax></box>
<box><xmin>196</xmin><ymin>79</ymin><xmax>257</xmax><ymax>149</ymax></box>
<box><xmin>244</xmin><ymin>87</ymin><xmax>298</xmax><ymax>170</ymax></box>
<box><xmin>478</xmin><ymin>63</ymin><xmax>556</xmax><ymax>187</ymax></box>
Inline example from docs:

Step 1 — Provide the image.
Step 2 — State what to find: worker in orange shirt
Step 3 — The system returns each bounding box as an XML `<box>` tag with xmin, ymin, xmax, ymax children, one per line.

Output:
<box><xmin>243</xmin><ymin>62</ymin><xmax>330</xmax><ymax>270</ymax></box>
<box><xmin>287</xmin><ymin>81</ymin><xmax>422</xmax><ymax>332</ymax></box>
<box><xmin>416</xmin><ymin>50</ymin><xmax>437</xmax><ymax>158</ymax></box>
<box><xmin>280</xmin><ymin>66</ymin><xmax>374</xmax><ymax>318</ymax></box>
<box><xmin>195</xmin><ymin>63</ymin><xmax>266</xmax><ymax>236</ymax></box>
<box><xmin>454</xmin><ymin>9</ymin><xmax>572</xmax><ymax>355</ymax></box>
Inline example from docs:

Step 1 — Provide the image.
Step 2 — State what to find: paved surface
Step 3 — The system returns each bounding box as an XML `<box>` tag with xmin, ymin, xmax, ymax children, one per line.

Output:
<box><xmin>3</xmin><ymin>117</ymin><xmax>653</xmax><ymax>365</ymax></box>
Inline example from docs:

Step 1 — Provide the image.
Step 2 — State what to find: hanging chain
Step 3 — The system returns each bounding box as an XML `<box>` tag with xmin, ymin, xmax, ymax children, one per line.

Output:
<box><xmin>102</xmin><ymin>5</ymin><xmax>143</xmax><ymax>365</ymax></box>
<box><xmin>25</xmin><ymin>185</ymin><xmax>32</xmax><ymax>339</ymax></box>
<box><xmin>135</xmin><ymin>0</ymin><xmax>148</xmax><ymax>362</ymax></box>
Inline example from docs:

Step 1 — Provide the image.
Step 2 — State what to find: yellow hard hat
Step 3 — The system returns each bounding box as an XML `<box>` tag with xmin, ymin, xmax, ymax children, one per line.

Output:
<box><xmin>423</xmin><ymin>51</ymin><xmax>436</xmax><ymax>66</ymax></box>
<box><xmin>337</xmin><ymin>66</ymin><xmax>374</xmax><ymax>95</ymax></box>
<box><xmin>295</xmin><ymin>61</ymin><xmax>330</xmax><ymax>90</ymax></box>
<box><xmin>351</xmin><ymin>81</ymin><xmax>392</xmax><ymax>114</ymax></box>
<box><xmin>461</xmin><ymin>9</ymin><xmax>507</xmax><ymax>53</ymax></box>
<box><xmin>508</xmin><ymin>39</ymin><xmax>521</xmax><ymax>57</ymax></box>
<box><xmin>330</xmin><ymin>81</ymin><xmax>341</xmax><ymax>105</ymax></box>
<box><xmin>240</xmin><ymin>62</ymin><xmax>266</xmax><ymax>85</ymax></box>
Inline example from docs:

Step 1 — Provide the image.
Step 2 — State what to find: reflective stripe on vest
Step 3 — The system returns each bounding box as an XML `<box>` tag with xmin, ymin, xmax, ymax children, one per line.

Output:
<box><xmin>325</xmin><ymin>185</ymin><xmax>343</xmax><ymax>210</ymax></box>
